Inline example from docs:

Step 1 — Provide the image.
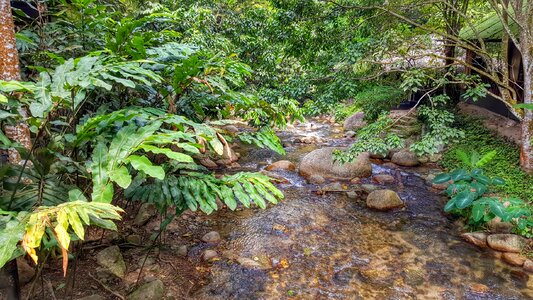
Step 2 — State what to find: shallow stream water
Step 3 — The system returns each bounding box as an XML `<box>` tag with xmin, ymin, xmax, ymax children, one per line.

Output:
<box><xmin>193</xmin><ymin>121</ymin><xmax>532</xmax><ymax>299</ymax></box>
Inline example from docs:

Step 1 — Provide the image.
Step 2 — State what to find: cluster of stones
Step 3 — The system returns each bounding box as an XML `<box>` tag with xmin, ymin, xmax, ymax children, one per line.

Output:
<box><xmin>461</xmin><ymin>232</ymin><xmax>533</xmax><ymax>273</ymax></box>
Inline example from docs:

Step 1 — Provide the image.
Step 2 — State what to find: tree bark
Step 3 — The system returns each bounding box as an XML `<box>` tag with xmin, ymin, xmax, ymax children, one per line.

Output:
<box><xmin>0</xmin><ymin>0</ymin><xmax>32</xmax><ymax>164</ymax></box>
<box><xmin>0</xmin><ymin>1</ymin><xmax>29</xmax><ymax>298</ymax></box>
<box><xmin>519</xmin><ymin>50</ymin><xmax>533</xmax><ymax>173</ymax></box>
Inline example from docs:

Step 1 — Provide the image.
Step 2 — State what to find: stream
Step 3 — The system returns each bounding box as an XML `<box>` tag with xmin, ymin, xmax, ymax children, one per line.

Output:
<box><xmin>190</xmin><ymin>120</ymin><xmax>532</xmax><ymax>299</ymax></box>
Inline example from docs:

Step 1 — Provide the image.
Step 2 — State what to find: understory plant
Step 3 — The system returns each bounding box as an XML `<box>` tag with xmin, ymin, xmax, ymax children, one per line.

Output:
<box><xmin>335</xmin><ymin>113</ymin><xmax>404</xmax><ymax>162</ymax></box>
<box><xmin>433</xmin><ymin>150</ymin><xmax>532</xmax><ymax>237</ymax></box>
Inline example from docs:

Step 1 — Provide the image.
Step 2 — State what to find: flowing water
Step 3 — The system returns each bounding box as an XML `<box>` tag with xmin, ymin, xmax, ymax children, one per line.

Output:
<box><xmin>192</xmin><ymin>121</ymin><xmax>532</xmax><ymax>299</ymax></box>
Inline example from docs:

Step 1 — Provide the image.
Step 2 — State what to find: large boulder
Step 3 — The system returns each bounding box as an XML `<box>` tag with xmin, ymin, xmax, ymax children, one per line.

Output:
<box><xmin>391</xmin><ymin>150</ymin><xmax>419</xmax><ymax>167</ymax></box>
<box><xmin>128</xmin><ymin>279</ymin><xmax>164</xmax><ymax>300</ymax></box>
<box><xmin>366</xmin><ymin>190</ymin><xmax>404</xmax><ymax>211</ymax></box>
<box><xmin>486</xmin><ymin>234</ymin><xmax>525</xmax><ymax>253</ymax></box>
<box><xmin>344</xmin><ymin>112</ymin><xmax>366</xmax><ymax>131</ymax></box>
<box><xmin>299</xmin><ymin>148</ymin><xmax>372</xmax><ymax>180</ymax></box>
<box><xmin>96</xmin><ymin>246</ymin><xmax>126</xmax><ymax>278</ymax></box>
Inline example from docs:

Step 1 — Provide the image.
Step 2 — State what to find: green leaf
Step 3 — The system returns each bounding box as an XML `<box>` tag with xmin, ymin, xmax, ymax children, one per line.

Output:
<box><xmin>470</xmin><ymin>203</ymin><xmax>484</xmax><ymax>222</ymax></box>
<box><xmin>0</xmin><ymin>220</ymin><xmax>25</xmax><ymax>268</ymax></box>
<box><xmin>138</xmin><ymin>144</ymin><xmax>193</xmax><ymax>162</ymax></box>
<box><xmin>92</xmin><ymin>183</ymin><xmax>114</xmax><ymax>203</ymax></box>
<box><xmin>109</xmin><ymin>165</ymin><xmax>132</xmax><ymax>188</ymax></box>
<box><xmin>491</xmin><ymin>177</ymin><xmax>505</xmax><ymax>186</ymax></box>
<box><xmin>475</xmin><ymin>150</ymin><xmax>496</xmax><ymax>167</ymax></box>
<box><xmin>450</xmin><ymin>169</ymin><xmax>470</xmax><ymax>182</ymax></box>
<box><xmin>489</xmin><ymin>201</ymin><xmax>506</xmax><ymax>219</ymax></box>
<box><xmin>127</xmin><ymin>155</ymin><xmax>165</xmax><ymax>180</ymax></box>
<box><xmin>453</xmin><ymin>190</ymin><xmax>476</xmax><ymax>209</ymax></box>
<box><xmin>65</xmin><ymin>207</ymin><xmax>85</xmax><ymax>240</ymax></box>
<box><xmin>68</xmin><ymin>189</ymin><xmax>87</xmax><ymax>202</ymax></box>
<box><xmin>432</xmin><ymin>173</ymin><xmax>451</xmax><ymax>184</ymax></box>
<box><xmin>444</xmin><ymin>199</ymin><xmax>456</xmax><ymax>212</ymax></box>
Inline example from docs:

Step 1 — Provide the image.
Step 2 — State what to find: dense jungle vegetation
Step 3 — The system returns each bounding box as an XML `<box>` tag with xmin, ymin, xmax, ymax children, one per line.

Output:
<box><xmin>0</xmin><ymin>0</ymin><xmax>532</xmax><ymax>299</ymax></box>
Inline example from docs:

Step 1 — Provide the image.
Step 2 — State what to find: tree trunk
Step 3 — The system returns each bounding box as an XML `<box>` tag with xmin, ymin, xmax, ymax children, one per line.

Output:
<box><xmin>0</xmin><ymin>1</ymin><xmax>28</xmax><ymax>298</ymax></box>
<box><xmin>520</xmin><ymin>55</ymin><xmax>533</xmax><ymax>173</ymax></box>
<box><xmin>0</xmin><ymin>0</ymin><xmax>32</xmax><ymax>163</ymax></box>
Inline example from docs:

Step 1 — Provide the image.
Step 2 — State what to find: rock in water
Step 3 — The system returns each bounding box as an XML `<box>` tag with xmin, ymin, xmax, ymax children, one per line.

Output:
<box><xmin>486</xmin><ymin>234</ymin><xmax>525</xmax><ymax>253</ymax></box>
<box><xmin>307</xmin><ymin>174</ymin><xmax>325</xmax><ymax>184</ymax></box>
<box><xmin>202</xmin><ymin>250</ymin><xmax>219</xmax><ymax>261</ymax></box>
<box><xmin>391</xmin><ymin>150</ymin><xmax>419</xmax><ymax>167</ymax></box>
<box><xmin>372</xmin><ymin>174</ymin><xmax>395</xmax><ymax>184</ymax></box>
<box><xmin>344</xmin><ymin>112</ymin><xmax>366</xmax><ymax>131</ymax></box>
<box><xmin>461</xmin><ymin>232</ymin><xmax>488</xmax><ymax>248</ymax></box>
<box><xmin>366</xmin><ymin>190</ymin><xmax>404</xmax><ymax>211</ymax></box>
<box><xmin>299</xmin><ymin>147</ymin><xmax>372</xmax><ymax>180</ymax></box>
<box><xmin>96</xmin><ymin>246</ymin><xmax>126</xmax><ymax>278</ymax></box>
<box><xmin>134</xmin><ymin>203</ymin><xmax>157</xmax><ymax>226</ymax></box>
<box><xmin>502</xmin><ymin>253</ymin><xmax>526</xmax><ymax>266</ymax></box>
<box><xmin>128</xmin><ymin>279</ymin><xmax>164</xmax><ymax>300</ymax></box>
<box><xmin>201</xmin><ymin>231</ymin><xmax>221</xmax><ymax>243</ymax></box>
<box><xmin>266</xmin><ymin>160</ymin><xmax>296</xmax><ymax>171</ymax></box>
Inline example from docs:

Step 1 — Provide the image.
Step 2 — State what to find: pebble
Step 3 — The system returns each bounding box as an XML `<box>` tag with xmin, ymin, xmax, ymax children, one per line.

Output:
<box><xmin>201</xmin><ymin>231</ymin><xmax>221</xmax><ymax>243</ymax></box>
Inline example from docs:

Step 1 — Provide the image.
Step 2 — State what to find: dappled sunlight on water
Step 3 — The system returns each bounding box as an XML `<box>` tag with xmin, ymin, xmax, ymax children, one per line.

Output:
<box><xmin>194</xmin><ymin>121</ymin><xmax>532</xmax><ymax>299</ymax></box>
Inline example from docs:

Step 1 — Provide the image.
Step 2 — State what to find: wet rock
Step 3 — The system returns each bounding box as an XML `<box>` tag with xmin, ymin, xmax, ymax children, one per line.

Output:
<box><xmin>307</xmin><ymin>174</ymin><xmax>325</xmax><ymax>184</ymax></box>
<box><xmin>126</xmin><ymin>234</ymin><xmax>142</xmax><ymax>245</ymax></box>
<box><xmin>382</xmin><ymin>162</ymin><xmax>398</xmax><ymax>169</ymax></box>
<box><xmin>523</xmin><ymin>260</ymin><xmax>533</xmax><ymax>273</ymax></box>
<box><xmin>361</xmin><ymin>184</ymin><xmax>379</xmax><ymax>193</ymax></box>
<box><xmin>202</xmin><ymin>250</ymin><xmax>219</xmax><ymax>261</ymax></box>
<box><xmin>96</xmin><ymin>246</ymin><xmax>126</xmax><ymax>278</ymax></box>
<box><xmin>350</xmin><ymin>177</ymin><xmax>361</xmax><ymax>184</ymax></box>
<box><xmin>502</xmin><ymin>253</ymin><xmax>526</xmax><ymax>266</ymax></box>
<box><xmin>128</xmin><ymin>279</ymin><xmax>164</xmax><ymax>300</ymax></box>
<box><xmin>487</xmin><ymin>217</ymin><xmax>514</xmax><ymax>233</ymax></box>
<box><xmin>265</xmin><ymin>160</ymin><xmax>296</xmax><ymax>171</ymax></box>
<box><xmin>77</xmin><ymin>296</ymin><xmax>105</xmax><ymax>300</ymax></box>
<box><xmin>17</xmin><ymin>258</ymin><xmax>35</xmax><ymax>285</ymax></box>
<box><xmin>260</xmin><ymin>170</ymin><xmax>289</xmax><ymax>184</ymax></box>
<box><xmin>294</xmin><ymin>135</ymin><xmax>322</xmax><ymax>144</ymax></box>
<box><xmin>417</xmin><ymin>156</ymin><xmax>429</xmax><ymax>164</ymax></box>
<box><xmin>236</xmin><ymin>257</ymin><xmax>264</xmax><ymax>269</ymax></box>
<box><xmin>486</xmin><ymin>234</ymin><xmax>525</xmax><ymax>253</ymax></box>
<box><xmin>391</xmin><ymin>150</ymin><xmax>419</xmax><ymax>167</ymax></box>
<box><xmin>202</xmin><ymin>231</ymin><xmax>221</xmax><ymax>243</ymax></box>
<box><xmin>372</xmin><ymin>174</ymin><xmax>395</xmax><ymax>184</ymax></box>
<box><xmin>222</xmin><ymin>125</ymin><xmax>240</xmax><ymax>134</ymax></box>
<box><xmin>299</xmin><ymin>147</ymin><xmax>372</xmax><ymax>180</ymax></box>
<box><xmin>199</xmin><ymin>158</ymin><xmax>218</xmax><ymax>168</ymax></box>
<box><xmin>461</xmin><ymin>232</ymin><xmax>488</xmax><ymax>248</ymax></box>
<box><xmin>320</xmin><ymin>182</ymin><xmax>345</xmax><ymax>193</ymax></box>
<box><xmin>369</xmin><ymin>152</ymin><xmax>386</xmax><ymax>159</ymax></box>
<box><xmin>134</xmin><ymin>203</ymin><xmax>157</xmax><ymax>226</ymax></box>
<box><xmin>344</xmin><ymin>131</ymin><xmax>356</xmax><ymax>138</ymax></box>
<box><xmin>469</xmin><ymin>283</ymin><xmax>489</xmax><ymax>294</ymax></box>
<box><xmin>346</xmin><ymin>191</ymin><xmax>358</xmax><ymax>199</ymax></box>
<box><xmin>366</xmin><ymin>189</ymin><xmax>404</xmax><ymax>211</ymax></box>
<box><xmin>431</xmin><ymin>182</ymin><xmax>449</xmax><ymax>190</ymax></box>
<box><xmin>344</xmin><ymin>112</ymin><xmax>366</xmax><ymax>131</ymax></box>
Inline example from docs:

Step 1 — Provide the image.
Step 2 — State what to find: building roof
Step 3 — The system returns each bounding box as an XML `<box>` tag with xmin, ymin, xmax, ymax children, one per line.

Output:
<box><xmin>459</xmin><ymin>9</ymin><xmax>519</xmax><ymax>40</ymax></box>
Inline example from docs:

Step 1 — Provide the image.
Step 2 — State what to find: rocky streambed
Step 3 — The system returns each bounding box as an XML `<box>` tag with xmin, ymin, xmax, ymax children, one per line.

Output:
<box><xmin>20</xmin><ymin>118</ymin><xmax>532</xmax><ymax>300</ymax></box>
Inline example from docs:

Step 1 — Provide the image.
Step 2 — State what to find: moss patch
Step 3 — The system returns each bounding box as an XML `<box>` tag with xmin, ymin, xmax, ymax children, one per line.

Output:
<box><xmin>441</xmin><ymin>117</ymin><xmax>533</xmax><ymax>202</ymax></box>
